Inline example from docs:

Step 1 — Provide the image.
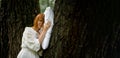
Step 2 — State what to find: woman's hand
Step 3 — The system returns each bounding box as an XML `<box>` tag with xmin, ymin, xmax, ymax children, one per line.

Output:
<box><xmin>44</xmin><ymin>21</ymin><xmax>51</xmax><ymax>31</ymax></box>
<box><xmin>38</xmin><ymin>21</ymin><xmax>51</xmax><ymax>44</ymax></box>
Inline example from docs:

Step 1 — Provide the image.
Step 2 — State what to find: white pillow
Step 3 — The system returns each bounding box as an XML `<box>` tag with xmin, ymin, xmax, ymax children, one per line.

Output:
<box><xmin>42</xmin><ymin>7</ymin><xmax>54</xmax><ymax>50</ymax></box>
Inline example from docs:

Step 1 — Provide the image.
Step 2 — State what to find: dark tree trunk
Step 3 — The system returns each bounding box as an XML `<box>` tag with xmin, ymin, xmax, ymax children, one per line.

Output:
<box><xmin>43</xmin><ymin>0</ymin><xmax>120</xmax><ymax>58</ymax></box>
<box><xmin>0</xmin><ymin>0</ymin><xmax>40</xmax><ymax>58</ymax></box>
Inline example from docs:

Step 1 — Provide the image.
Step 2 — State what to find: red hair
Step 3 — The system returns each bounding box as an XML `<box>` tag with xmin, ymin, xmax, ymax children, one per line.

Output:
<box><xmin>33</xmin><ymin>13</ymin><xmax>44</xmax><ymax>28</ymax></box>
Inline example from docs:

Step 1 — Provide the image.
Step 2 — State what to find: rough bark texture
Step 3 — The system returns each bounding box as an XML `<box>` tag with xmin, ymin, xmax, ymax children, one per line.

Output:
<box><xmin>0</xmin><ymin>0</ymin><xmax>120</xmax><ymax>58</ymax></box>
<box><xmin>43</xmin><ymin>0</ymin><xmax>120</xmax><ymax>58</ymax></box>
<box><xmin>0</xmin><ymin>0</ymin><xmax>40</xmax><ymax>58</ymax></box>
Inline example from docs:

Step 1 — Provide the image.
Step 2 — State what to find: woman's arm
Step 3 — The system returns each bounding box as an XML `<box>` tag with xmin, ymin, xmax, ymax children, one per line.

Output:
<box><xmin>38</xmin><ymin>21</ymin><xmax>51</xmax><ymax>45</ymax></box>
<box><xmin>42</xmin><ymin>7</ymin><xmax>54</xmax><ymax>50</ymax></box>
<box><xmin>23</xmin><ymin>27</ymin><xmax>40</xmax><ymax>52</ymax></box>
<box><xmin>38</xmin><ymin>29</ymin><xmax>47</xmax><ymax>45</ymax></box>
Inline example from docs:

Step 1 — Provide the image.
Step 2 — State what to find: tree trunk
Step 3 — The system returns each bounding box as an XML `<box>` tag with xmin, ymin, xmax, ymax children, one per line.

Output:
<box><xmin>43</xmin><ymin>0</ymin><xmax>120</xmax><ymax>58</ymax></box>
<box><xmin>0</xmin><ymin>0</ymin><xmax>40</xmax><ymax>58</ymax></box>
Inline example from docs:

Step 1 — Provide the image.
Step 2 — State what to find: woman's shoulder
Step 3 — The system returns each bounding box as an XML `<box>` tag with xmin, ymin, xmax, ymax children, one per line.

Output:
<box><xmin>24</xmin><ymin>27</ymin><xmax>33</xmax><ymax>33</ymax></box>
<box><xmin>25</xmin><ymin>27</ymin><xmax>32</xmax><ymax>30</ymax></box>
<box><xmin>24</xmin><ymin>27</ymin><xmax>37</xmax><ymax>34</ymax></box>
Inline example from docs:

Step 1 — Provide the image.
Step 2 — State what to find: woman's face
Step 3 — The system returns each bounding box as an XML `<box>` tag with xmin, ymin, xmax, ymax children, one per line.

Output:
<box><xmin>38</xmin><ymin>19</ymin><xmax>44</xmax><ymax>29</ymax></box>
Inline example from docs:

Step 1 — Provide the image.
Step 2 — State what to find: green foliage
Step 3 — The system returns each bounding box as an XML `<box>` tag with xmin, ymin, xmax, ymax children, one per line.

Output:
<box><xmin>39</xmin><ymin>0</ymin><xmax>55</xmax><ymax>13</ymax></box>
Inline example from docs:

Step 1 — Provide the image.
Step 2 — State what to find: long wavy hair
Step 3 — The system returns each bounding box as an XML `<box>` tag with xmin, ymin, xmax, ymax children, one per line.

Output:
<box><xmin>33</xmin><ymin>13</ymin><xmax>44</xmax><ymax>29</ymax></box>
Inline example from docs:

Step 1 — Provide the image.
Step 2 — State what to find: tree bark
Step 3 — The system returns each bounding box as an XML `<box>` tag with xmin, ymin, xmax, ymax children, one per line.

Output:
<box><xmin>43</xmin><ymin>0</ymin><xmax>120</xmax><ymax>58</ymax></box>
<box><xmin>0</xmin><ymin>0</ymin><xmax>40</xmax><ymax>58</ymax></box>
<box><xmin>0</xmin><ymin>0</ymin><xmax>119</xmax><ymax>58</ymax></box>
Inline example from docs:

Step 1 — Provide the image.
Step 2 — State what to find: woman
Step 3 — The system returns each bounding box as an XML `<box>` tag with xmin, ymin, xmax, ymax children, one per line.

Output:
<box><xmin>17</xmin><ymin>13</ymin><xmax>51</xmax><ymax>58</ymax></box>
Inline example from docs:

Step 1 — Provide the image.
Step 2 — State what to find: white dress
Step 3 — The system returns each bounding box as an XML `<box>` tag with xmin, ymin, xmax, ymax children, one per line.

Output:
<box><xmin>17</xmin><ymin>27</ymin><xmax>41</xmax><ymax>58</ymax></box>
<box><xmin>17</xmin><ymin>7</ymin><xmax>54</xmax><ymax>58</ymax></box>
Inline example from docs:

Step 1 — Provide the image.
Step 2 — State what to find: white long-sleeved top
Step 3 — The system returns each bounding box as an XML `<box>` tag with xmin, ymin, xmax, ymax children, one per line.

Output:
<box><xmin>21</xmin><ymin>27</ymin><xmax>40</xmax><ymax>51</ymax></box>
<box><xmin>17</xmin><ymin>27</ymin><xmax>41</xmax><ymax>58</ymax></box>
